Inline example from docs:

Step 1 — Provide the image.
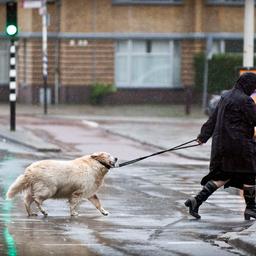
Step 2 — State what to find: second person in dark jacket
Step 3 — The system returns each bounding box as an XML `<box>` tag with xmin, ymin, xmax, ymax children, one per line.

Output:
<box><xmin>185</xmin><ymin>72</ymin><xmax>256</xmax><ymax>220</ymax></box>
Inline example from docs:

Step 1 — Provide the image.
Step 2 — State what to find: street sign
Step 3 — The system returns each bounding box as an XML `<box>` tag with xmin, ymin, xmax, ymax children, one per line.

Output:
<box><xmin>22</xmin><ymin>0</ymin><xmax>41</xmax><ymax>8</ymax></box>
<box><xmin>238</xmin><ymin>67</ymin><xmax>256</xmax><ymax>76</ymax></box>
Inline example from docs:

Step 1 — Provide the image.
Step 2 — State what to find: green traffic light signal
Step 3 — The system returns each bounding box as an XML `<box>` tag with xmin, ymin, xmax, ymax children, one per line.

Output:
<box><xmin>6</xmin><ymin>24</ymin><xmax>18</xmax><ymax>36</ymax></box>
<box><xmin>5</xmin><ymin>1</ymin><xmax>18</xmax><ymax>37</ymax></box>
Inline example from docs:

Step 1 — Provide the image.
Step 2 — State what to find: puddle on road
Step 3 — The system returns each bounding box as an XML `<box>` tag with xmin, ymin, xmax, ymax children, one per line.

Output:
<box><xmin>0</xmin><ymin>155</ymin><xmax>99</xmax><ymax>256</ymax></box>
<box><xmin>0</xmin><ymin>156</ymin><xmax>31</xmax><ymax>256</ymax></box>
<box><xmin>0</xmin><ymin>153</ymin><xmax>251</xmax><ymax>256</ymax></box>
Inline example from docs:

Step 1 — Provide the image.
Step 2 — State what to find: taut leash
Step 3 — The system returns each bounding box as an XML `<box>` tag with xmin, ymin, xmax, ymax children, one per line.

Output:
<box><xmin>117</xmin><ymin>139</ymin><xmax>199</xmax><ymax>168</ymax></box>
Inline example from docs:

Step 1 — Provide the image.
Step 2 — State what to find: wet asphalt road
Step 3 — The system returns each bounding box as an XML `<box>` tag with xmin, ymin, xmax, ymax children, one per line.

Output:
<box><xmin>0</xmin><ymin>140</ymin><xmax>253</xmax><ymax>256</ymax></box>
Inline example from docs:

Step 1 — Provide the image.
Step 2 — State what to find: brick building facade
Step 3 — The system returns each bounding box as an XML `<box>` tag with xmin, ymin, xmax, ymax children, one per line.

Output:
<box><xmin>0</xmin><ymin>0</ymin><xmax>254</xmax><ymax>104</ymax></box>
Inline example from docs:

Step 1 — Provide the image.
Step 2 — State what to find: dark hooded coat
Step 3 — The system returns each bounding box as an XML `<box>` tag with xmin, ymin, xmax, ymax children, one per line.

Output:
<box><xmin>198</xmin><ymin>73</ymin><xmax>256</xmax><ymax>189</ymax></box>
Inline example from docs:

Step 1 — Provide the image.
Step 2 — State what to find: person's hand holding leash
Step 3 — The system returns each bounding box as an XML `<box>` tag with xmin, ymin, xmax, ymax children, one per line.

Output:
<box><xmin>196</xmin><ymin>139</ymin><xmax>203</xmax><ymax>145</ymax></box>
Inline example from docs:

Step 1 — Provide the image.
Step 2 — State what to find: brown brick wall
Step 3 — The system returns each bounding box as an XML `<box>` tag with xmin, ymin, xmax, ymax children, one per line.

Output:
<box><xmin>18</xmin><ymin>39</ymin><xmax>57</xmax><ymax>103</ymax></box>
<box><xmin>181</xmin><ymin>40</ymin><xmax>205</xmax><ymax>87</ymax></box>
<box><xmin>2</xmin><ymin>0</ymin><xmax>254</xmax><ymax>35</ymax></box>
<box><xmin>59</xmin><ymin>1</ymin><xmax>256</xmax><ymax>34</ymax></box>
<box><xmin>60</xmin><ymin>39</ymin><xmax>114</xmax><ymax>86</ymax></box>
<box><xmin>59</xmin><ymin>86</ymin><xmax>186</xmax><ymax>104</ymax></box>
<box><xmin>18</xmin><ymin>3</ymin><xmax>33</xmax><ymax>32</ymax></box>
<box><xmin>18</xmin><ymin>38</ymin><xmax>115</xmax><ymax>103</ymax></box>
<box><xmin>5</xmin><ymin>1</ymin><xmax>256</xmax><ymax>104</ymax></box>
<box><xmin>61</xmin><ymin>0</ymin><xmax>195</xmax><ymax>33</ymax></box>
<box><xmin>204</xmin><ymin>6</ymin><xmax>245</xmax><ymax>32</ymax></box>
<box><xmin>18</xmin><ymin>2</ymin><xmax>57</xmax><ymax>33</ymax></box>
<box><xmin>0</xmin><ymin>5</ymin><xmax>5</xmax><ymax>32</ymax></box>
<box><xmin>102</xmin><ymin>88</ymin><xmax>186</xmax><ymax>104</ymax></box>
<box><xmin>18</xmin><ymin>39</ymin><xmax>56</xmax><ymax>86</ymax></box>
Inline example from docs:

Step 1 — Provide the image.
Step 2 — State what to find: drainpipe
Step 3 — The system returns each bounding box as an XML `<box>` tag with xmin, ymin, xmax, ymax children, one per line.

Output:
<box><xmin>41</xmin><ymin>0</ymin><xmax>48</xmax><ymax>114</ymax></box>
<box><xmin>92</xmin><ymin>0</ymin><xmax>97</xmax><ymax>84</ymax></box>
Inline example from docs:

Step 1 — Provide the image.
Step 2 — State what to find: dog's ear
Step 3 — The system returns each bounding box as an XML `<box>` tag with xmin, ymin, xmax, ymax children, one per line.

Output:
<box><xmin>91</xmin><ymin>152</ymin><xmax>105</xmax><ymax>162</ymax></box>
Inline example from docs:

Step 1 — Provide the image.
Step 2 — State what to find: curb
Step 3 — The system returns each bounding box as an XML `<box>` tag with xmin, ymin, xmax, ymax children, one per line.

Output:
<box><xmin>219</xmin><ymin>222</ymin><xmax>256</xmax><ymax>255</ymax></box>
<box><xmin>229</xmin><ymin>235</ymin><xmax>256</xmax><ymax>256</ymax></box>
<box><xmin>0</xmin><ymin>126</ymin><xmax>61</xmax><ymax>152</ymax></box>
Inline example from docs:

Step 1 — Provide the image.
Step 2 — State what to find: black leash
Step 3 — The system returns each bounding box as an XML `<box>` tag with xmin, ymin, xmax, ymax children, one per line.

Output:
<box><xmin>117</xmin><ymin>139</ymin><xmax>199</xmax><ymax>168</ymax></box>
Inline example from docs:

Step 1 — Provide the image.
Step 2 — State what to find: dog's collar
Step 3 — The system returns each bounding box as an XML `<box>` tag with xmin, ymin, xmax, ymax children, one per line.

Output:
<box><xmin>97</xmin><ymin>160</ymin><xmax>112</xmax><ymax>169</ymax></box>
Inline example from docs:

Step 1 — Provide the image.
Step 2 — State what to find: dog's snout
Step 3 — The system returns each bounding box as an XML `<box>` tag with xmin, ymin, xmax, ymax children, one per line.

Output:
<box><xmin>114</xmin><ymin>157</ymin><xmax>118</xmax><ymax>162</ymax></box>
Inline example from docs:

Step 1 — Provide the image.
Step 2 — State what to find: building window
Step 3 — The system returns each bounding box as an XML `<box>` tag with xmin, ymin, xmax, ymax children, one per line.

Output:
<box><xmin>115</xmin><ymin>40</ymin><xmax>181</xmax><ymax>88</ymax></box>
<box><xmin>112</xmin><ymin>0</ymin><xmax>183</xmax><ymax>5</ymax></box>
<box><xmin>0</xmin><ymin>41</ymin><xmax>9</xmax><ymax>85</ymax></box>
<box><xmin>210</xmin><ymin>39</ymin><xmax>256</xmax><ymax>54</ymax></box>
<box><xmin>225</xmin><ymin>40</ymin><xmax>243</xmax><ymax>53</ymax></box>
<box><xmin>207</xmin><ymin>0</ymin><xmax>253</xmax><ymax>5</ymax></box>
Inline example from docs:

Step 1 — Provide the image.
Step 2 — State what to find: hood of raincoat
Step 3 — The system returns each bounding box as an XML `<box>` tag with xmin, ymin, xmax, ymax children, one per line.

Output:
<box><xmin>235</xmin><ymin>72</ymin><xmax>256</xmax><ymax>96</ymax></box>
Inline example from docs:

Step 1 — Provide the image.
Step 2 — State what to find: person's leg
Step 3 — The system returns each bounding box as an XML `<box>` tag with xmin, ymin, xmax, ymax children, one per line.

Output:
<box><xmin>184</xmin><ymin>180</ymin><xmax>228</xmax><ymax>219</ymax></box>
<box><xmin>243</xmin><ymin>176</ymin><xmax>256</xmax><ymax>220</ymax></box>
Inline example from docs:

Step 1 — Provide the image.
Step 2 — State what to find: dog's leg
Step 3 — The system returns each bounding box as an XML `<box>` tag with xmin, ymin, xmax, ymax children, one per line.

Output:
<box><xmin>33</xmin><ymin>196</ymin><xmax>48</xmax><ymax>217</ymax></box>
<box><xmin>88</xmin><ymin>194</ymin><xmax>109</xmax><ymax>216</ymax></box>
<box><xmin>32</xmin><ymin>183</ymin><xmax>56</xmax><ymax>217</ymax></box>
<box><xmin>24</xmin><ymin>191</ymin><xmax>37</xmax><ymax>216</ymax></box>
<box><xmin>69</xmin><ymin>191</ymin><xmax>83</xmax><ymax>216</ymax></box>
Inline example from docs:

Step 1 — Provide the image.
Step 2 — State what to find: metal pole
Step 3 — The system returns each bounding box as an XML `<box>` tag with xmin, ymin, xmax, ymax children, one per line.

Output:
<box><xmin>202</xmin><ymin>57</ymin><xmax>208</xmax><ymax>112</ymax></box>
<box><xmin>202</xmin><ymin>36</ymin><xmax>213</xmax><ymax>112</ymax></box>
<box><xmin>42</xmin><ymin>0</ymin><xmax>48</xmax><ymax>114</ymax></box>
<box><xmin>9</xmin><ymin>39</ymin><xmax>16</xmax><ymax>131</ymax></box>
<box><xmin>243</xmin><ymin>0</ymin><xmax>254</xmax><ymax>68</ymax></box>
<box><xmin>54</xmin><ymin>0</ymin><xmax>60</xmax><ymax>105</ymax></box>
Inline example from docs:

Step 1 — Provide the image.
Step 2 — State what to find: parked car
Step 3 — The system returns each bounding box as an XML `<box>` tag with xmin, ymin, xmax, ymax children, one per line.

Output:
<box><xmin>206</xmin><ymin>91</ymin><xmax>228</xmax><ymax>116</ymax></box>
<box><xmin>207</xmin><ymin>90</ymin><xmax>256</xmax><ymax>116</ymax></box>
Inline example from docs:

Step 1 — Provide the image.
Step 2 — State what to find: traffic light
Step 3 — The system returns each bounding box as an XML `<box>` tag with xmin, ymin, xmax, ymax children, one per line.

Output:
<box><xmin>6</xmin><ymin>1</ymin><xmax>18</xmax><ymax>37</ymax></box>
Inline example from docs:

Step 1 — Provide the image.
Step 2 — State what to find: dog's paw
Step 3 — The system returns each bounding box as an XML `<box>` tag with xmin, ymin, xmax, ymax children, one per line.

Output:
<box><xmin>71</xmin><ymin>211</ymin><xmax>79</xmax><ymax>217</ymax></box>
<box><xmin>100</xmin><ymin>208</ymin><xmax>109</xmax><ymax>216</ymax></box>
<box><xmin>28</xmin><ymin>212</ymin><xmax>38</xmax><ymax>217</ymax></box>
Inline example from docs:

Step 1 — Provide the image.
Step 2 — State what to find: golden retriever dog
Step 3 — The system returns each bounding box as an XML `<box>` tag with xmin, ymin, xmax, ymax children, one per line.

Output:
<box><xmin>6</xmin><ymin>152</ymin><xmax>118</xmax><ymax>217</ymax></box>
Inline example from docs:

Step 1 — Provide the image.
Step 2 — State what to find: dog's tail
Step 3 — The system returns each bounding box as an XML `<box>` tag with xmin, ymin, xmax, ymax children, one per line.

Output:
<box><xmin>6</xmin><ymin>174</ymin><xmax>28</xmax><ymax>200</ymax></box>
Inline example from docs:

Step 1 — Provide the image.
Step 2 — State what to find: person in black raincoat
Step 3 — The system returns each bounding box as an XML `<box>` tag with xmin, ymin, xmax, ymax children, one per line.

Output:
<box><xmin>185</xmin><ymin>72</ymin><xmax>256</xmax><ymax>220</ymax></box>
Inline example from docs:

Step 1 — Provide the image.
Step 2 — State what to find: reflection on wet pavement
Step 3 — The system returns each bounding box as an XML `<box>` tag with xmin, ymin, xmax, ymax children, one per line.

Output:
<box><xmin>0</xmin><ymin>153</ymin><xmax>250</xmax><ymax>256</ymax></box>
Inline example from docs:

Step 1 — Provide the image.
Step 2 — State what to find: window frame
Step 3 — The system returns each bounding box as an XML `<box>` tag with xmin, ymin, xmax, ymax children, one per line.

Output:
<box><xmin>115</xmin><ymin>39</ymin><xmax>181</xmax><ymax>89</ymax></box>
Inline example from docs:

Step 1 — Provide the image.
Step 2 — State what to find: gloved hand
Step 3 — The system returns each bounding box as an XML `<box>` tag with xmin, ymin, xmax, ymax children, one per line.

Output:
<box><xmin>196</xmin><ymin>139</ymin><xmax>203</xmax><ymax>145</ymax></box>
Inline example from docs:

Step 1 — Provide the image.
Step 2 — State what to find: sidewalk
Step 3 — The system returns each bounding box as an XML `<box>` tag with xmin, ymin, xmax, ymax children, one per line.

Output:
<box><xmin>0</xmin><ymin>103</ymin><xmax>210</xmax><ymax>160</ymax></box>
<box><xmin>0</xmin><ymin>125</ymin><xmax>60</xmax><ymax>152</ymax></box>
<box><xmin>0</xmin><ymin>103</ymin><xmax>255</xmax><ymax>255</ymax></box>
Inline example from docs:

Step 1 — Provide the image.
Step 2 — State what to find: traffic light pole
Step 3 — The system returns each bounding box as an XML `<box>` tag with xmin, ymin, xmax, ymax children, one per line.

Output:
<box><xmin>6</xmin><ymin>1</ymin><xmax>17</xmax><ymax>131</ymax></box>
<box><xmin>9</xmin><ymin>39</ymin><xmax>16</xmax><ymax>131</ymax></box>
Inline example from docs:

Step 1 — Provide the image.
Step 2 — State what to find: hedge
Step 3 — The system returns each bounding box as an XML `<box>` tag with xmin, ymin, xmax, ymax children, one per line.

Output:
<box><xmin>194</xmin><ymin>53</ymin><xmax>253</xmax><ymax>93</ymax></box>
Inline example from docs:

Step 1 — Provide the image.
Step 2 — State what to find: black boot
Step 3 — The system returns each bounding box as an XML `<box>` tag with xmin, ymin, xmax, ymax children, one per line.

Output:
<box><xmin>243</xmin><ymin>186</ymin><xmax>256</xmax><ymax>220</ymax></box>
<box><xmin>184</xmin><ymin>180</ymin><xmax>218</xmax><ymax>219</ymax></box>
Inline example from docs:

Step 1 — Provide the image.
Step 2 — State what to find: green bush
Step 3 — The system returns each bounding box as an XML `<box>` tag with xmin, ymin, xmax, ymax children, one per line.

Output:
<box><xmin>89</xmin><ymin>83</ymin><xmax>116</xmax><ymax>104</ymax></box>
<box><xmin>194</xmin><ymin>53</ymin><xmax>245</xmax><ymax>93</ymax></box>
